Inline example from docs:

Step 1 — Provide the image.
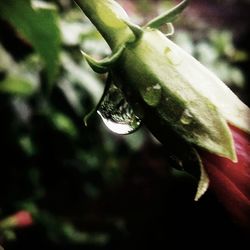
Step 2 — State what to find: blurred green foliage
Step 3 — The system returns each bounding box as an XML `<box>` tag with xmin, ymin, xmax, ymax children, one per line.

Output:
<box><xmin>174</xmin><ymin>30</ymin><xmax>247</xmax><ymax>88</ymax></box>
<box><xmin>0</xmin><ymin>1</ymin><xmax>147</xmax><ymax>247</ymax></box>
<box><xmin>0</xmin><ymin>0</ymin><xmax>249</xmax><ymax>249</ymax></box>
<box><xmin>0</xmin><ymin>0</ymin><xmax>60</xmax><ymax>88</ymax></box>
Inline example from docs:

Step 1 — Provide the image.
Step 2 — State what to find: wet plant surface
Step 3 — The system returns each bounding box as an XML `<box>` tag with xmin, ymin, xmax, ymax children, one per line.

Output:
<box><xmin>0</xmin><ymin>0</ymin><xmax>249</xmax><ymax>249</ymax></box>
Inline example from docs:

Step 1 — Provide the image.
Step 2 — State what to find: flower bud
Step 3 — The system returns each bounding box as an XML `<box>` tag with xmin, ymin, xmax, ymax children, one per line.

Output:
<box><xmin>0</xmin><ymin>211</ymin><xmax>33</xmax><ymax>229</ymax></box>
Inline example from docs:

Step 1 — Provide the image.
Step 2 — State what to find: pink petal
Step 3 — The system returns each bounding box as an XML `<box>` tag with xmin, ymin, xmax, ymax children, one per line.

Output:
<box><xmin>13</xmin><ymin>210</ymin><xmax>33</xmax><ymax>228</ymax></box>
<box><xmin>200</xmin><ymin>124</ymin><xmax>250</xmax><ymax>228</ymax></box>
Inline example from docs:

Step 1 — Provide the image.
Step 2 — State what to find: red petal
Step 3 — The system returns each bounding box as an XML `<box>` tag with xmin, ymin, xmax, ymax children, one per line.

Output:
<box><xmin>13</xmin><ymin>210</ymin><xmax>33</xmax><ymax>228</ymax></box>
<box><xmin>200</xmin><ymin>124</ymin><xmax>250</xmax><ymax>228</ymax></box>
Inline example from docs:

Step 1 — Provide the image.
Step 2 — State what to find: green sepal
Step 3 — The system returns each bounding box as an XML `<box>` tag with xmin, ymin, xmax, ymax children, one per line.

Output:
<box><xmin>81</xmin><ymin>50</ymin><xmax>108</xmax><ymax>73</ymax></box>
<box><xmin>124</xmin><ymin>20</ymin><xmax>143</xmax><ymax>42</ymax></box>
<box><xmin>145</xmin><ymin>0</ymin><xmax>189</xmax><ymax>29</ymax></box>
<box><xmin>84</xmin><ymin>74</ymin><xmax>112</xmax><ymax>126</ymax></box>
<box><xmin>81</xmin><ymin>45</ymin><xmax>125</xmax><ymax>74</ymax></box>
<box><xmin>193</xmin><ymin>149</ymin><xmax>210</xmax><ymax>201</ymax></box>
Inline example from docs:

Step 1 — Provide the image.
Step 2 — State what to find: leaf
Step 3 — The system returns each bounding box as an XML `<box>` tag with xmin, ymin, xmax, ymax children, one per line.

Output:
<box><xmin>0</xmin><ymin>76</ymin><xmax>36</xmax><ymax>96</ymax></box>
<box><xmin>0</xmin><ymin>44</ymin><xmax>17</xmax><ymax>72</ymax></box>
<box><xmin>51</xmin><ymin>112</ymin><xmax>78</xmax><ymax>138</ymax></box>
<box><xmin>61</xmin><ymin>53</ymin><xmax>103</xmax><ymax>103</ymax></box>
<box><xmin>0</xmin><ymin>0</ymin><xmax>61</xmax><ymax>89</ymax></box>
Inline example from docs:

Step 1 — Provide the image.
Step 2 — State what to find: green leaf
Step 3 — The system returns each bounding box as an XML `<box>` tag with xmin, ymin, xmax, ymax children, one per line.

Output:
<box><xmin>0</xmin><ymin>76</ymin><xmax>36</xmax><ymax>96</ymax></box>
<box><xmin>0</xmin><ymin>0</ymin><xmax>61</xmax><ymax>89</ymax></box>
<box><xmin>61</xmin><ymin>53</ymin><xmax>103</xmax><ymax>103</ymax></box>
<box><xmin>51</xmin><ymin>112</ymin><xmax>78</xmax><ymax>138</ymax></box>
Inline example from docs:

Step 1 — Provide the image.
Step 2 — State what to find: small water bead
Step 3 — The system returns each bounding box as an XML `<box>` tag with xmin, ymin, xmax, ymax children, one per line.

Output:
<box><xmin>141</xmin><ymin>83</ymin><xmax>162</xmax><ymax>107</ymax></box>
<box><xmin>97</xmin><ymin>84</ymin><xmax>141</xmax><ymax>135</ymax></box>
<box><xmin>180</xmin><ymin>109</ymin><xmax>193</xmax><ymax>125</ymax></box>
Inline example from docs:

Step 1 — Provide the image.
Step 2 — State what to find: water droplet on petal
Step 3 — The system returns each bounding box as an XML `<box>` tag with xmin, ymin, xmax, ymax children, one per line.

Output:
<box><xmin>141</xmin><ymin>83</ymin><xmax>162</xmax><ymax>107</ymax></box>
<box><xmin>180</xmin><ymin>109</ymin><xmax>193</xmax><ymax>125</ymax></box>
<box><xmin>97</xmin><ymin>84</ymin><xmax>141</xmax><ymax>135</ymax></box>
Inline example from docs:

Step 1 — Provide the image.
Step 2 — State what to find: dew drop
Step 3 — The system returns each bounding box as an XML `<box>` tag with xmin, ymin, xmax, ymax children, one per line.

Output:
<box><xmin>97</xmin><ymin>84</ymin><xmax>141</xmax><ymax>135</ymax></box>
<box><xmin>141</xmin><ymin>83</ymin><xmax>162</xmax><ymax>107</ymax></box>
<box><xmin>180</xmin><ymin>109</ymin><xmax>193</xmax><ymax>125</ymax></box>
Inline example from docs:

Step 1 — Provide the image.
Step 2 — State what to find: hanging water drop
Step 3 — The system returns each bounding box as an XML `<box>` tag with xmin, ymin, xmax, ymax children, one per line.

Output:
<box><xmin>97</xmin><ymin>84</ymin><xmax>141</xmax><ymax>135</ymax></box>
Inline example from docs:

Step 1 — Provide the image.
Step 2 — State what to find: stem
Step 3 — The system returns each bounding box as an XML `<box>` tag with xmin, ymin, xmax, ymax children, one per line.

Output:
<box><xmin>74</xmin><ymin>0</ymin><xmax>132</xmax><ymax>49</ymax></box>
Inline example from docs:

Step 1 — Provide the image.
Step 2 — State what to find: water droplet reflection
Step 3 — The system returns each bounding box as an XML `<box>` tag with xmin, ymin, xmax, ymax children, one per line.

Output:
<box><xmin>97</xmin><ymin>84</ymin><xmax>141</xmax><ymax>134</ymax></box>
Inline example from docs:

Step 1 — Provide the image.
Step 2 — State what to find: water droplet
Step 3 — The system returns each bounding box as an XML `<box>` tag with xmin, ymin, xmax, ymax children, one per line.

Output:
<box><xmin>180</xmin><ymin>109</ymin><xmax>193</xmax><ymax>125</ymax></box>
<box><xmin>141</xmin><ymin>84</ymin><xmax>162</xmax><ymax>107</ymax></box>
<box><xmin>97</xmin><ymin>84</ymin><xmax>141</xmax><ymax>135</ymax></box>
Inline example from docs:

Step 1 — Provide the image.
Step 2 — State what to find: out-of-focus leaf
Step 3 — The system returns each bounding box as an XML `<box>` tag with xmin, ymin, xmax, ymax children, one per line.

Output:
<box><xmin>0</xmin><ymin>44</ymin><xmax>18</xmax><ymax>72</ymax></box>
<box><xmin>81</xmin><ymin>38</ymin><xmax>111</xmax><ymax>56</ymax></box>
<box><xmin>230</xmin><ymin>67</ymin><xmax>245</xmax><ymax>87</ymax></box>
<box><xmin>0</xmin><ymin>0</ymin><xmax>61</xmax><ymax>88</ymax></box>
<box><xmin>196</xmin><ymin>42</ymin><xmax>219</xmax><ymax>64</ymax></box>
<box><xmin>210</xmin><ymin>30</ymin><xmax>234</xmax><ymax>56</ymax></box>
<box><xmin>0</xmin><ymin>76</ymin><xmax>36</xmax><ymax>96</ymax></box>
<box><xmin>62</xmin><ymin>223</ymin><xmax>109</xmax><ymax>245</ymax></box>
<box><xmin>1</xmin><ymin>230</ymin><xmax>16</xmax><ymax>241</ymax></box>
<box><xmin>61</xmin><ymin>53</ymin><xmax>103</xmax><ymax>103</ymax></box>
<box><xmin>19</xmin><ymin>135</ymin><xmax>36</xmax><ymax>156</ymax></box>
<box><xmin>58</xmin><ymin>78</ymin><xmax>83</xmax><ymax>115</ymax></box>
<box><xmin>51</xmin><ymin>112</ymin><xmax>78</xmax><ymax>138</ymax></box>
<box><xmin>60</xmin><ymin>20</ymin><xmax>98</xmax><ymax>46</ymax></box>
<box><xmin>174</xmin><ymin>30</ymin><xmax>246</xmax><ymax>88</ymax></box>
<box><xmin>60</xmin><ymin>20</ymin><xmax>84</xmax><ymax>46</ymax></box>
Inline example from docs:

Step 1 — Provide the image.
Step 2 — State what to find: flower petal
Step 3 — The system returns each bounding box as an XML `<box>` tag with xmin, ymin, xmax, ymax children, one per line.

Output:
<box><xmin>200</xmin><ymin>125</ymin><xmax>250</xmax><ymax>228</ymax></box>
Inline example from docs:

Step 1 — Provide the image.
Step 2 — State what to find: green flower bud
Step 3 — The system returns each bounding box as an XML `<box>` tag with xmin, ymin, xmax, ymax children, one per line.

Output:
<box><xmin>75</xmin><ymin>0</ymin><xmax>250</xmax><ymax>162</ymax></box>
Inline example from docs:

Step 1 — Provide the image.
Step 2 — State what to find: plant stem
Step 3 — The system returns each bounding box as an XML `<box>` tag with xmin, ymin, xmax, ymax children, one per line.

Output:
<box><xmin>74</xmin><ymin>0</ymin><xmax>132</xmax><ymax>49</ymax></box>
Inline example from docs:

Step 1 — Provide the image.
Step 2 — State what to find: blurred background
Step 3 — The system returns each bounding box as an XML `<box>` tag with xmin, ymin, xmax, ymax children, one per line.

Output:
<box><xmin>0</xmin><ymin>0</ymin><xmax>249</xmax><ymax>249</ymax></box>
